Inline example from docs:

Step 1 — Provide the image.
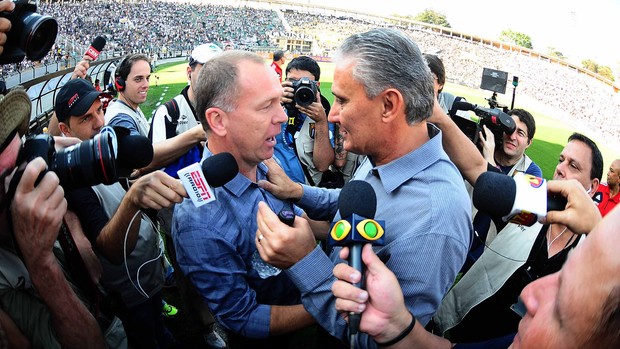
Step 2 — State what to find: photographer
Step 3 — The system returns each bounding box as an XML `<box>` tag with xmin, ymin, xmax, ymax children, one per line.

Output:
<box><xmin>274</xmin><ymin>55</ymin><xmax>336</xmax><ymax>186</ymax></box>
<box><xmin>55</xmin><ymin>79</ymin><xmax>186</xmax><ymax>349</ymax></box>
<box><xmin>0</xmin><ymin>89</ymin><xmax>108</xmax><ymax>349</ymax></box>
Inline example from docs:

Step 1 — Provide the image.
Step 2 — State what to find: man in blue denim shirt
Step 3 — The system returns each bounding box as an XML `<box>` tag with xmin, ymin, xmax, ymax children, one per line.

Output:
<box><xmin>256</xmin><ymin>29</ymin><xmax>472</xmax><ymax>348</ymax></box>
<box><xmin>172</xmin><ymin>51</ymin><xmax>327</xmax><ymax>345</ymax></box>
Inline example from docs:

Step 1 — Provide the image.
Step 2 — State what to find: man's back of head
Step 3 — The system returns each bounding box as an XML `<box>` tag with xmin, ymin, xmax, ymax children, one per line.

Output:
<box><xmin>273</xmin><ymin>50</ymin><xmax>284</xmax><ymax>63</ymax></box>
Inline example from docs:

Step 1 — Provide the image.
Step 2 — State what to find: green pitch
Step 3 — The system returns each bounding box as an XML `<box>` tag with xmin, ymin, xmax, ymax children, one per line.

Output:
<box><xmin>143</xmin><ymin>61</ymin><xmax>619</xmax><ymax>179</ymax></box>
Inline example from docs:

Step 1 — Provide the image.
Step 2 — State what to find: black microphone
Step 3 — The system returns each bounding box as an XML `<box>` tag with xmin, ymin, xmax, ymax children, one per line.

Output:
<box><xmin>473</xmin><ymin>171</ymin><xmax>567</xmax><ymax>226</ymax></box>
<box><xmin>330</xmin><ymin>180</ymin><xmax>385</xmax><ymax>337</ymax></box>
<box><xmin>201</xmin><ymin>152</ymin><xmax>239</xmax><ymax>188</ymax></box>
<box><xmin>85</xmin><ymin>36</ymin><xmax>106</xmax><ymax>61</ymax></box>
<box><xmin>103</xmin><ymin>126</ymin><xmax>153</xmax><ymax>177</ymax></box>
<box><xmin>178</xmin><ymin>152</ymin><xmax>238</xmax><ymax>207</ymax></box>
<box><xmin>116</xmin><ymin>134</ymin><xmax>153</xmax><ymax>172</ymax></box>
<box><xmin>452</xmin><ymin>98</ymin><xmax>516</xmax><ymax>134</ymax></box>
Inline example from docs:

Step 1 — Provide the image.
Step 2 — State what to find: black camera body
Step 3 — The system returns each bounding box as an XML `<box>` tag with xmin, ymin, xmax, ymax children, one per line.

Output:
<box><xmin>449</xmin><ymin>97</ymin><xmax>516</xmax><ymax>148</ymax></box>
<box><xmin>0</xmin><ymin>0</ymin><xmax>58</xmax><ymax>64</ymax></box>
<box><xmin>285</xmin><ymin>77</ymin><xmax>318</xmax><ymax>109</ymax></box>
<box><xmin>18</xmin><ymin>132</ymin><xmax>117</xmax><ymax>189</ymax></box>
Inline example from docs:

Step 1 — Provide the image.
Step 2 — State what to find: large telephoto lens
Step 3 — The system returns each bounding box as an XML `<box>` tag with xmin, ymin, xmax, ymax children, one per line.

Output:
<box><xmin>21</xmin><ymin>12</ymin><xmax>58</xmax><ymax>62</ymax></box>
<box><xmin>53</xmin><ymin>132</ymin><xmax>117</xmax><ymax>188</ymax></box>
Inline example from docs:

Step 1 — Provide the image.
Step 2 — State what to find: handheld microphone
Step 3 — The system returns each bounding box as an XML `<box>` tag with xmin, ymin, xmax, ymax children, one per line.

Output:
<box><xmin>98</xmin><ymin>126</ymin><xmax>153</xmax><ymax>178</ymax></box>
<box><xmin>473</xmin><ymin>171</ymin><xmax>567</xmax><ymax>226</ymax></box>
<box><xmin>329</xmin><ymin>180</ymin><xmax>385</xmax><ymax>337</ymax></box>
<box><xmin>177</xmin><ymin>152</ymin><xmax>238</xmax><ymax>207</ymax></box>
<box><xmin>85</xmin><ymin>36</ymin><xmax>106</xmax><ymax>61</ymax></box>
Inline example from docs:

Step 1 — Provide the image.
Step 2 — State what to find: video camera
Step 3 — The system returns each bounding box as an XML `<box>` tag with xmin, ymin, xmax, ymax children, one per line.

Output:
<box><xmin>284</xmin><ymin>77</ymin><xmax>318</xmax><ymax>110</ymax></box>
<box><xmin>0</xmin><ymin>0</ymin><xmax>58</xmax><ymax>64</ymax></box>
<box><xmin>448</xmin><ymin>97</ymin><xmax>516</xmax><ymax>147</ymax></box>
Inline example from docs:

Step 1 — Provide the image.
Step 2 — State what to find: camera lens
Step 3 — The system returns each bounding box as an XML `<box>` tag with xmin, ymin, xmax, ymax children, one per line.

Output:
<box><xmin>21</xmin><ymin>12</ymin><xmax>58</xmax><ymax>62</ymax></box>
<box><xmin>294</xmin><ymin>86</ymin><xmax>315</xmax><ymax>107</ymax></box>
<box><xmin>53</xmin><ymin>133</ymin><xmax>117</xmax><ymax>189</ymax></box>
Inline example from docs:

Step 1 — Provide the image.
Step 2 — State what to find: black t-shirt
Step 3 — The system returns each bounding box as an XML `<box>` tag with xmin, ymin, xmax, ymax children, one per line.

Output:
<box><xmin>65</xmin><ymin>186</ymin><xmax>110</xmax><ymax>244</ymax></box>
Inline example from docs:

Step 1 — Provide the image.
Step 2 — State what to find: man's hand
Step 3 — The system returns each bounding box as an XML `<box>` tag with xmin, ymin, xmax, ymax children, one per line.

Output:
<box><xmin>333</xmin><ymin>244</ymin><xmax>411</xmax><ymax>343</ymax></box>
<box><xmin>0</xmin><ymin>0</ymin><xmax>14</xmax><ymax>56</ymax></box>
<box><xmin>281</xmin><ymin>80</ymin><xmax>295</xmax><ymax>106</ymax></box>
<box><xmin>70</xmin><ymin>58</ymin><xmax>91</xmax><ymax>80</ymax></box>
<box><xmin>53</xmin><ymin>136</ymin><xmax>81</xmax><ymax>150</ymax></box>
<box><xmin>126</xmin><ymin>171</ymin><xmax>187</xmax><ymax>210</ymax></box>
<box><xmin>258</xmin><ymin>157</ymin><xmax>303</xmax><ymax>201</ymax></box>
<box><xmin>9</xmin><ymin>158</ymin><xmax>67</xmax><ymax>269</ymax></box>
<box><xmin>543</xmin><ymin>179</ymin><xmax>602</xmax><ymax>234</ymax></box>
<box><xmin>478</xmin><ymin>125</ymin><xmax>496</xmax><ymax>166</ymax></box>
<box><xmin>296</xmin><ymin>91</ymin><xmax>326</xmax><ymax>123</ymax></box>
<box><xmin>255</xmin><ymin>201</ymin><xmax>316</xmax><ymax>269</ymax></box>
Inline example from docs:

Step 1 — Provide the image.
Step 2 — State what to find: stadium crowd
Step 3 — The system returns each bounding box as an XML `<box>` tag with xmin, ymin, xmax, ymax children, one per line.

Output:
<box><xmin>1</xmin><ymin>0</ymin><xmax>616</xmax><ymax>147</ymax></box>
<box><xmin>1</xmin><ymin>1</ymin><xmax>620</xmax><ymax>348</ymax></box>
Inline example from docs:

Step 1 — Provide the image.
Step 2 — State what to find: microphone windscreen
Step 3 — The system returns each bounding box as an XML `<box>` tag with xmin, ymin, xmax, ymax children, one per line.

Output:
<box><xmin>338</xmin><ymin>180</ymin><xmax>377</xmax><ymax>219</ymax></box>
<box><xmin>91</xmin><ymin>36</ymin><xmax>106</xmax><ymax>52</ymax></box>
<box><xmin>117</xmin><ymin>134</ymin><xmax>153</xmax><ymax>169</ymax></box>
<box><xmin>201</xmin><ymin>152</ymin><xmax>238</xmax><ymax>188</ymax></box>
<box><xmin>473</xmin><ymin>171</ymin><xmax>516</xmax><ymax>217</ymax></box>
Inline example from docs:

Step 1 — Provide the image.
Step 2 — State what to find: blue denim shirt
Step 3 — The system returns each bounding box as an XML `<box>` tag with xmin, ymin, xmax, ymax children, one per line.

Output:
<box><xmin>286</xmin><ymin>124</ymin><xmax>473</xmax><ymax>348</ymax></box>
<box><xmin>172</xmin><ymin>149</ymin><xmax>304</xmax><ymax>338</ymax></box>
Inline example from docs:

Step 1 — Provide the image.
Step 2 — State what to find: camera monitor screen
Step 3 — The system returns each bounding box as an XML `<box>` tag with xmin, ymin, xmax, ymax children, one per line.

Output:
<box><xmin>480</xmin><ymin>68</ymin><xmax>508</xmax><ymax>94</ymax></box>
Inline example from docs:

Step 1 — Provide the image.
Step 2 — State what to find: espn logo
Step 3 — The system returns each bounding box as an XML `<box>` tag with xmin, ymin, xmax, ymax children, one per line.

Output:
<box><xmin>178</xmin><ymin>163</ymin><xmax>216</xmax><ymax>207</ymax></box>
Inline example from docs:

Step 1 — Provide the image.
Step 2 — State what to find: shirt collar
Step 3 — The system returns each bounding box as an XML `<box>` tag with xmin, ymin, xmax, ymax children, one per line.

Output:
<box><xmin>202</xmin><ymin>146</ymin><xmax>268</xmax><ymax>198</ymax></box>
<box><xmin>369</xmin><ymin>123</ymin><xmax>444</xmax><ymax>193</ymax></box>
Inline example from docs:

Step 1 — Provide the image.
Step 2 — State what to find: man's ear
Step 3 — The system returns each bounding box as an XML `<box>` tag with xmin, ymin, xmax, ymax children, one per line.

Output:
<box><xmin>186</xmin><ymin>66</ymin><xmax>193</xmax><ymax>82</ymax></box>
<box><xmin>57</xmin><ymin>122</ymin><xmax>71</xmax><ymax>137</ymax></box>
<box><xmin>205</xmin><ymin>108</ymin><xmax>227</xmax><ymax>137</ymax></box>
<box><xmin>381</xmin><ymin>88</ymin><xmax>403</xmax><ymax>124</ymax></box>
<box><xmin>590</xmin><ymin>178</ymin><xmax>600</xmax><ymax>196</ymax></box>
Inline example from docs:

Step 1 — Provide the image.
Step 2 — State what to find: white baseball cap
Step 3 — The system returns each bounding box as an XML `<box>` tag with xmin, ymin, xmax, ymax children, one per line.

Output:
<box><xmin>189</xmin><ymin>43</ymin><xmax>223</xmax><ymax>65</ymax></box>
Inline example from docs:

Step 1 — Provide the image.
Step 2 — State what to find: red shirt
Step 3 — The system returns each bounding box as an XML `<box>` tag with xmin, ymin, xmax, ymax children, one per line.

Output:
<box><xmin>270</xmin><ymin>62</ymin><xmax>282</xmax><ymax>82</ymax></box>
<box><xmin>594</xmin><ymin>183</ymin><xmax>620</xmax><ymax>216</ymax></box>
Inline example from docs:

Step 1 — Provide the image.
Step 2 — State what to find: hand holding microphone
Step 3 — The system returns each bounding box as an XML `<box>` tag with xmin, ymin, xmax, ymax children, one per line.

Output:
<box><xmin>177</xmin><ymin>152</ymin><xmax>239</xmax><ymax>207</ymax></box>
<box><xmin>85</xmin><ymin>36</ymin><xmax>106</xmax><ymax>61</ymax></box>
<box><xmin>71</xmin><ymin>36</ymin><xmax>106</xmax><ymax>79</ymax></box>
<box><xmin>543</xmin><ymin>179</ymin><xmax>601</xmax><ymax>234</ymax></box>
<box><xmin>329</xmin><ymin>180</ymin><xmax>385</xmax><ymax>340</ymax></box>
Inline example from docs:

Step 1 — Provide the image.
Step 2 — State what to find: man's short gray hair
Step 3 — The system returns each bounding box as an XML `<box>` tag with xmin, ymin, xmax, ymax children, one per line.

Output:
<box><xmin>334</xmin><ymin>28</ymin><xmax>435</xmax><ymax>125</ymax></box>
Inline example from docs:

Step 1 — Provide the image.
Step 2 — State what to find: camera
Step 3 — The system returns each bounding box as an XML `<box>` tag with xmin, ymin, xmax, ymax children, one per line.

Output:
<box><xmin>0</xmin><ymin>0</ymin><xmax>58</xmax><ymax>64</ymax></box>
<box><xmin>285</xmin><ymin>77</ymin><xmax>318</xmax><ymax>109</ymax></box>
<box><xmin>449</xmin><ymin>97</ymin><xmax>516</xmax><ymax>148</ymax></box>
<box><xmin>17</xmin><ymin>131</ymin><xmax>117</xmax><ymax>189</ymax></box>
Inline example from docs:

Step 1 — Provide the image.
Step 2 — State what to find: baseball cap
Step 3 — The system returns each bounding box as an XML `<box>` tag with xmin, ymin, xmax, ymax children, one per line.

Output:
<box><xmin>189</xmin><ymin>43</ymin><xmax>222</xmax><ymax>66</ymax></box>
<box><xmin>0</xmin><ymin>88</ymin><xmax>31</xmax><ymax>154</ymax></box>
<box><xmin>55</xmin><ymin>78</ymin><xmax>108</xmax><ymax>123</ymax></box>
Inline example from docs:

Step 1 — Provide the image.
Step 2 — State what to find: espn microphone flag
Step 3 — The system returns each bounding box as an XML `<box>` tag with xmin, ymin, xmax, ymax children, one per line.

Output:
<box><xmin>178</xmin><ymin>162</ymin><xmax>215</xmax><ymax>207</ymax></box>
<box><xmin>86</xmin><ymin>36</ymin><xmax>106</xmax><ymax>61</ymax></box>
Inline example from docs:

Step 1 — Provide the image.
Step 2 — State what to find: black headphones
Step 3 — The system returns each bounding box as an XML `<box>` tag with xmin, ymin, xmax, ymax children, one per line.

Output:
<box><xmin>114</xmin><ymin>56</ymin><xmax>130</xmax><ymax>92</ymax></box>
